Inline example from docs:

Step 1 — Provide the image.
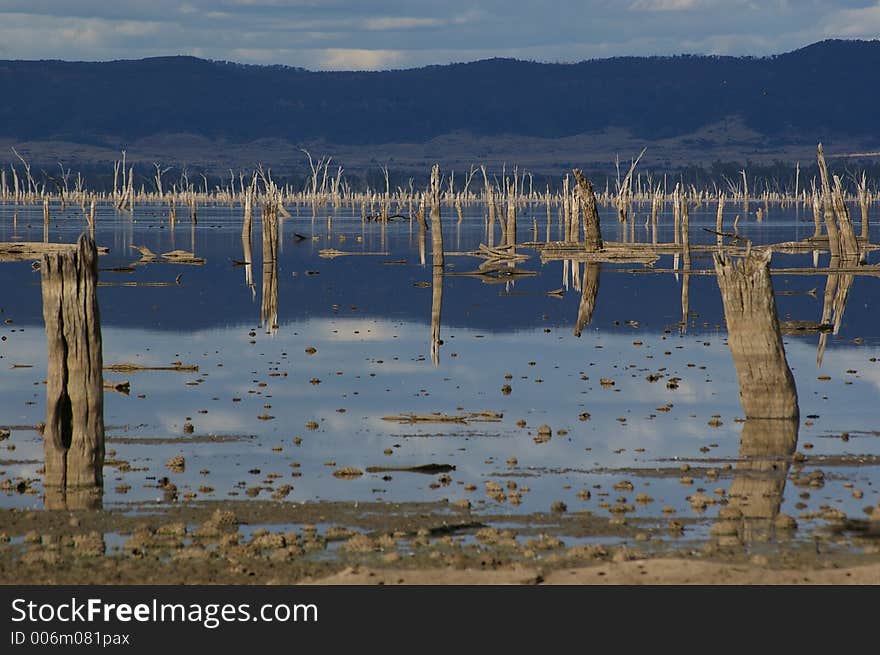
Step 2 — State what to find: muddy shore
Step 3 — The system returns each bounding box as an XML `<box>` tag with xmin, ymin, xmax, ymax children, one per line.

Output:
<box><xmin>2</xmin><ymin>499</ymin><xmax>878</xmax><ymax>585</ymax></box>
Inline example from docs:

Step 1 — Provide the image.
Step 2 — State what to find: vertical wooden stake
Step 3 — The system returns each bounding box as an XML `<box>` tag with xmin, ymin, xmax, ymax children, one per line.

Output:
<box><xmin>41</xmin><ymin>234</ymin><xmax>104</xmax><ymax>509</ymax></box>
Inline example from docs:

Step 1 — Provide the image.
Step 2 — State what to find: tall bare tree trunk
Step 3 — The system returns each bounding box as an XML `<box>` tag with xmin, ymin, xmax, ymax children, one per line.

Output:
<box><xmin>429</xmin><ymin>165</ymin><xmax>444</xmax><ymax>268</ymax></box>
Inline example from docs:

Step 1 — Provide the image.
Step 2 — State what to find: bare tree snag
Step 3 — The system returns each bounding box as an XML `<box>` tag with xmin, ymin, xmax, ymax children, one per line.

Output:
<box><xmin>714</xmin><ymin>249</ymin><xmax>798</xmax><ymax>420</ymax></box>
<box><xmin>857</xmin><ymin>171</ymin><xmax>870</xmax><ymax>241</ymax></box>
<box><xmin>41</xmin><ymin>234</ymin><xmax>104</xmax><ymax>508</ymax></box>
<box><xmin>429</xmin><ymin>165</ymin><xmax>444</xmax><ymax>268</ymax></box>
<box><xmin>817</xmin><ymin>144</ymin><xmax>841</xmax><ymax>259</ymax></box>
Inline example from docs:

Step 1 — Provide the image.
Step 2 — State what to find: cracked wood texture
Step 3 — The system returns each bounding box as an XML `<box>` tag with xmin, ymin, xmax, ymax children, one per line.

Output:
<box><xmin>41</xmin><ymin>234</ymin><xmax>104</xmax><ymax>506</ymax></box>
<box><xmin>714</xmin><ymin>249</ymin><xmax>798</xmax><ymax>420</ymax></box>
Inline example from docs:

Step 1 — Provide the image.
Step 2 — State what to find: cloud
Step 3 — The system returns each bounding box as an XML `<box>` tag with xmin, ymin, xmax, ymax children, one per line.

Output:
<box><xmin>0</xmin><ymin>0</ymin><xmax>874</xmax><ymax>69</ymax></box>
<box><xmin>629</xmin><ymin>0</ymin><xmax>703</xmax><ymax>10</ymax></box>
<box><xmin>825</xmin><ymin>2</ymin><xmax>880</xmax><ymax>36</ymax></box>
<box><xmin>362</xmin><ymin>16</ymin><xmax>444</xmax><ymax>31</ymax></box>
<box><xmin>317</xmin><ymin>48</ymin><xmax>406</xmax><ymax>70</ymax></box>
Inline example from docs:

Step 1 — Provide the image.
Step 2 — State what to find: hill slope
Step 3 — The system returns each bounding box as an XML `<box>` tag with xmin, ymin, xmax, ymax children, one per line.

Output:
<box><xmin>0</xmin><ymin>39</ymin><xmax>876</xmax><ymax>149</ymax></box>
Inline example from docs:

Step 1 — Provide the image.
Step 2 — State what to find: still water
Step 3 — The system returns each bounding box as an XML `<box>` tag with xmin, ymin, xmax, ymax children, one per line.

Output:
<box><xmin>1</xmin><ymin>199</ymin><xmax>879</xmax><ymax>546</ymax></box>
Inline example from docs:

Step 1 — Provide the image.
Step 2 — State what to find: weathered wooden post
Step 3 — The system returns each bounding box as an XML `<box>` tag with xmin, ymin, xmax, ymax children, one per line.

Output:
<box><xmin>429</xmin><ymin>165</ymin><xmax>444</xmax><ymax>364</ymax></box>
<box><xmin>261</xmin><ymin>195</ymin><xmax>279</xmax><ymax>333</ymax></box>
<box><xmin>715</xmin><ymin>193</ymin><xmax>725</xmax><ymax>247</ymax></box>
<box><xmin>857</xmin><ymin>171</ymin><xmax>870</xmax><ymax>241</ymax></box>
<box><xmin>87</xmin><ymin>197</ymin><xmax>96</xmax><ymax>238</ymax></box>
<box><xmin>571</xmin><ymin>169</ymin><xmax>603</xmax><ymax>252</ymax></box>
<box><xmin>429</xmin><ymin>165</ymin><xmax>444</xmax><ymax>268</ymax></box>
<box><xmin>41</xmin><ymin>234</ymin><xmax>104</xmax><ymax>509</ymax></box>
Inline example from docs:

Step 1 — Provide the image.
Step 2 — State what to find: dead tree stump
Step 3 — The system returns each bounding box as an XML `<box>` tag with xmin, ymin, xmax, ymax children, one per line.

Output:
<box><xmin>714</xmin><ymin>249</ymin><xmax>798</xmax><ymax>420</ymax></box>
<box><xmin>41</xmin><ymin>234</ymin><xmax>104</xmax><ymax>508</ymax></box>
<box><xmin>572</xmin><ymin>169</ymin><xmax>603</xmax><ymax>251</ymax></box>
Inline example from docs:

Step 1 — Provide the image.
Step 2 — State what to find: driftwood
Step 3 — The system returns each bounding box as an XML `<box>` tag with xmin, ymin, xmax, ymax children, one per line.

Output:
<box><xmin>364</xmin><ymin>464</ymin><xmax>456</xmax><ymax>474</ymax></box>
<box><xmin>382</xmin><ymin>411</ymin><xmax>503</xmax><ymax>425</ymax></box>
<box><xmin>0</xmin><ymin>241</ymin><xmax>109</xmax><ymax>262</ymax></box>
<box><xmin>318</xmin><ymin>249</ymin><xmax>388</xmax><ymax>258</ymax></box>
<box><xmin>41</xmin><ymin>234</ymin><xmax>104</xmax><ymax>509</ymax></box>
<box><xmin>128</xmin><ymin>246</ymin><xmax>205</xmax><ymax>266</ymax></box>
<box><xmin>714</xmin><ymin>249</ymin><xmax>798</xmax><ymax>420</ymax></box>
<box><xmin>160</xmin><ymin>249</ymin><xmax>205</xmax><ymax>265</ymax></box>
<box><xmin>103</xmin><ymin>380</ymin><xmax>131</xmax><ymax>394</ymax></box>
<box><xmin>105</xmin><ymin>362</ymin><xmax>198</xmax><ymax>373</ymax></box>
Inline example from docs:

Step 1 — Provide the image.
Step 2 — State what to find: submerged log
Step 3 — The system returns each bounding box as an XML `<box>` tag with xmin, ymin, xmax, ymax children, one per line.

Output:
<box><xmin>714</xmin><ymin>249</ymin><xmax>798</xmax><ymax>420</ymax></box>
<box><xmin>41</xmin><ymin>234</ymin><xmax>104</xmax><ymax>509</ymax></box>
<box><xmin>0</xmin><ymin>241</ymin><xmax>109</xmax><ymax>262</ymax></box>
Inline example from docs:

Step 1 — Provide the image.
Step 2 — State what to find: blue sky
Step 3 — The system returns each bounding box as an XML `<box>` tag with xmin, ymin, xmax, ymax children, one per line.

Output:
<box><xmin>0</xmin><ymin>1</ymin><xmax>878</xmax><ymax>70</ymax></box>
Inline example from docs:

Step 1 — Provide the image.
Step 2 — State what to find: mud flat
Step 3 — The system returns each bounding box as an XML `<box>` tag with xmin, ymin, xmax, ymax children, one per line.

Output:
<box><xmin>1</xmin><ymin>499</ymin><xmax>879</xmax><ymax>585</ymax></box>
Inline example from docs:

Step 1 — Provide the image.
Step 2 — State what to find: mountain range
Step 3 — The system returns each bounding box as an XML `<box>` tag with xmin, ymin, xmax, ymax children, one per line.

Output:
<box><xmin>0</xmin><ymin>39</ymin><xmax>878</xmax><ymax>176</ymax></box>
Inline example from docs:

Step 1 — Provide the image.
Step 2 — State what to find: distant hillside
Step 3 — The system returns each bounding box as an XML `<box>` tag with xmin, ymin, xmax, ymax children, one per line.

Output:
<box><xmin>0</xmin><ymin>39</ymin><xmax>878</xmax><ymax>149</ymax></box>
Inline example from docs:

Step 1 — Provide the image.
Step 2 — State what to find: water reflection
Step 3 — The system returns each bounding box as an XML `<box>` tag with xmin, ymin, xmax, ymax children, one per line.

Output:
<box><xmin>260</xmin><ymin>199</ymin><xmax>279</xmax><ymax>333</ymax></box>
<box><xmin>573</xmin><ymin>263</ymin><xmax>599</xmax><ymax>337</ymax></box>
<box><xmin>722</xmin><ymin>417</ymin><xmax>799</xmax><ymax>545</ymax></box>
<box><xmin>714</xmin><ymin>248</ymin><xmax>799</xmax><ymax>545</ymax></box>
<box><xmin>430</xmin><ymin>266</ymin><xmax>443</xmax><ymax>366</ymax></box>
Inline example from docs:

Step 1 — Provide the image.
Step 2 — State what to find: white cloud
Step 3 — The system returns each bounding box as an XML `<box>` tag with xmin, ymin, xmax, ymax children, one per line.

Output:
<box><xmin>362</xmin><ymin>16</ymin><xmax>444</xmax><ymax>31</ymax></box>
<box><xmin>825</xmin><ymin>2</ymin><xmax>880</xmax><ymax>36</ymax></box>
<box><xmin>0</xmin><ymin>1</ymin><xmax>871</xmax><ymax>69</ymax></box>
<box><xmin>316</xmin><ymin>48</ymin><xmax>405</xmax><ymax>70</ymax></box>
<box><xmin>630</xmin><ymin>0</ymin><xmax>704</xmax><ymax>10</ymax></box>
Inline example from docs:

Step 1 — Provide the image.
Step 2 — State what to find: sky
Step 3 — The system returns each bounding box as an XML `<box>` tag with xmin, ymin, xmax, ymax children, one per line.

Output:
<box><xmin>0</xmin><ymin>1</ymin><xmax>877</xmax><ymax>70</ymax></box>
